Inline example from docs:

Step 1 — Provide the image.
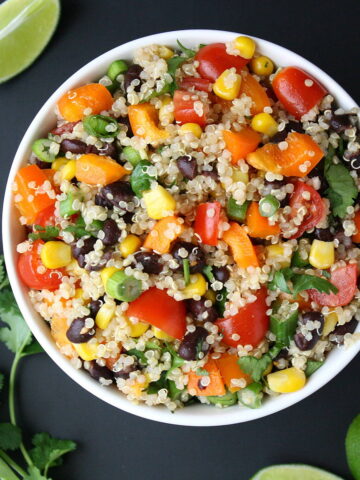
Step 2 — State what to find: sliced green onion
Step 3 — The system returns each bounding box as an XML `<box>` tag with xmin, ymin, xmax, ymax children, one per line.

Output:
<box><xmin>105</xmin><ymin>270</ymin><xmax>142</xmax><ymax>302</ymax></box>
<box><xmin>32</xmin><ymin>138</ymin><xmax>58</xmax><ymax>163</ymax></box>
<box><xmin>202</xmin><ymin>265</ymin><xmax>215</xmax><ymax>282</ymax></box>
<box><xmin>122</xmin><ymin>146</ymin><xmax>144</xmax><ymax>167</ymax></box>
<box><xmin>237</xmin><ymin>382</ymin><xmax>263</xmax><ymax>409</ymax></box>
<box><xmin>107</xmin><ymin>59</ymin><xmax>128</xmax><ymax>82</ymax></box>
<box><xmin>259</xmin><ymin>194</ymin><xmax>280</xmax><ymax>217</ymax></box>
<box><xmin>83</xmin><ymin>114</ymin><xmax>119</xmax><ymax>138</ymax></box>
<box><xmin>59</xmin><ymin>192</ymin><xmax>82</xmax><ymax>218</ymax></box>
<box><xmin>208</xmin><ymin>390</ymin><xmax>238</xmax><ymax>407</ymax></box>
<box><xmin>183</xmin><ymin>259</ymin><xmax>190</xmax><ymax>286</ymax></box>
<box><xmin>226</xmin><ymin>197</ymin><xmax>249</xmax><ymax>222</ymax></box>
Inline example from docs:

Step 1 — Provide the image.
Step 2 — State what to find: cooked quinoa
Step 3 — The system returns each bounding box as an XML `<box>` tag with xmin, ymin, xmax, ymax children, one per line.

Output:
<box><xmin>14</xmin><ymin>36</ymin><xmax>360</xmax><ymax>411</ymax></box>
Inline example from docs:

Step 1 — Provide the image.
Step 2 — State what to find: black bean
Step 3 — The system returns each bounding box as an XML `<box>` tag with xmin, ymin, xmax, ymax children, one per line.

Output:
<box><xmin>121</xmin><ymin>211</ymin><xmax>134</xmax><ymax>224</ymax></box>
<box><xmin>102</xmin><ymin>218</ymin><xmax>120</xmax><ymax>246</ymax></box>
<box><xmin>87</xmin><ymin>247</ymin><xmax>114</xmax><ymax>271</ymax></box>
<box><xmin>66</xmin><ymin>317</ymin><xmax>94</xmax><ymax>343</ymax></box>
<box><xmin>134</xmin><ymin>251</ymin><xmax>163</xmax><ymax>274</ymax></box>
<box><xmin>71</xmin><ymin>237</ymin><xmax>96</xmax><ymax>261</ymax></box>
<box><xmin>271</xmin><ymin>121</ymin><xmax>304</xmax><ymax>143</ymax></box>
<box><xmin>60</xmin><ymin>139</ymin><xmax>88</xmax><ymax>154</ymax></box>
<box><xmin>118</xmin><ymin>116</ymin><xmax>133</xmax><ymax>137</ymax></box>
<box><xmin>314</xmin><ymin>228</ymin><xmax>334</xmax><ymax>242</ymax></box>
<box><xmin>95</xmin><ymin>193</ymin><xmax>112</xmax><ymax>208</ymax></box>
<box><xmin>273</xmin><ymin>348</ymin><xmax>290</xmax><ymax>362</ymax></box>
<box><xmin>331</xmin><ymin>317</ymin><xmax>358</xmax><ymax>344</ymax></box>
<box><xmin>178</xmin><ymin>327</ymin><xmax>209</xmax><ymax>361</ymax></box>
<box><xmin>344</xmin><ymin>149</ymin><xmax>360</xmax><ymax>171</ymax></box>
<box><xmin>89</xmin><ymin>298</ymin><xmax>104</xmax><ymax>318</ymax></box>
<box><xmin>171</xmin><ymin>241</ymin><xmax>205</xmax><ymax>274</ymax></box>
<box><xmin>35</xmin><ymin>158</ymin><xmax>50</xmax><ymax>169</ymax></box>
<box><xmin>176</xmin><ymin>155</ymin><xmax>198</xmax><ymax>180</ymax></box>
<box><xmin>124</xmin><ymin>64</ymin><xmax>142</xmax><ymax>92</ymax></box>
<box><xmin>202</xmin><ymin>169</ymin><xmax>219</xmax><ymax>181</ymax></box>
<box><xmin>334</xmin><ymin>230</ymin><xmax>353</xmax><ymax>248</ymax></box>
<box><xmin>186</xmin><ymin>298</ymin><xmax>218</xmax><ymax>323</ymax></box>
<box><xmin>88</xmin><ymin>361</ymin><xmax>113</xmax><ymax>382</ymax></box>
<box><xmin>113</xmin><ymin>361</ymin><xmax>138</xmax><ymax>379</ymax></box>
<box><xmin>262</xmin><ymin>179</ymin><xmax>286</xmax><ymax>196</ymax></box>
<box><xmin>294</xmin><ymin>312</ymin><xmax>324</xmax><ymax>351</ymax></box>
<box><xmin>212</xmin><ymin>266</ymin><xmax>230</xmax><ymax>283</ymax></box>
<box><xmin>86</xmin><ymin>142</ymin><xmax>118</xmax><ymax>160</ymax></box>
<box><xmin>98</xmin><ymin>181</ymin><xmax>134</xmax><ymax>209</ymax></box>
<box><xmin>329</xmin><ymin>114</ymin><xmax>352</xmax><ymax>134</ymax></box>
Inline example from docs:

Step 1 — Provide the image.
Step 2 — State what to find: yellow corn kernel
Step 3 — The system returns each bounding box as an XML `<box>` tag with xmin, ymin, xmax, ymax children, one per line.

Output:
<box><xmin>266</xmin><ymin>243</ymin><xmax>291</xmax><ymax>267</ymax></box>
<box><xmin>251</xmin><ymin>113</ymin><xmax>278</xmax><ymax>137</ymax></box>
<box><xmin>159</xmin><ymin>96</ymin><xmax>174</xmax><ymax>125</ymax></box>
<box><xmin>309</xmin><ymin>240</ymin><xmax>335</xmax><ymax>269</ymax></box>
<box><xmin>96</xmin><ymin>303</ymin><xmax>116</xmax><ymax>329</ymax></box>
<box><xmin>232</xmin><ymin>168</ymin><xmax>249</xmax><ymax>184</ymax></box>
<box><xmin>100</xmin><ymin>267</ymin><xmax>119</xmax><ymax>288</ymax></box>
<box><xmin>179</xmin><ymin>123</ymin><xmax>202</xmax><ymax>138</ymax></box>
<box><xmin>250</xmin><ymin>55</ymin><xmax>274</xmax><ymax>76</ymax></box>
<box><xmin>204</xmin><ymin>289</ymin><xmax>216</xmax><ymax>303</ymax></box>
<box><xmin>323</xmin><ymin>311</ymin><xmax>338</xmax><ymax>337</ymax></box>
<box><xmin>158</xmin><ymin>45</ymin><xmax>174</xmax><ymax>60</ymax></box>
<box><xmin>128</xmin><ymin>375</ymin><xmax>150</xmax><ymax>397</ymax></box>
<box><xmin>127</xmin><ymin>320</ymin><xmax>149</xmax><ymax>338</ymax></box>
<box><xmin>182</xmin><ymin>273</ymin><xmax>207</xmax><ymax>299</ymax></box>
<box><xmin>267</xmin><ymin>367</ymin><xmax>306</xmax><ymax>393</ymax></box>
<box><xmin>119</xmin><ymin>235</ymin><xmax>142</xmax><ymax>258</ymax></box>
<box><xmin>40</xmin><ymin>241</ymin><xmax>72</xmax><ymax>269</ymax></box>
<box><xmin>234</xmin><ymin>35</ymin><xmax>256</xmax><ymax>59</ymax></box>
<box><xmin>213</xmin><ymin>68</ymin><xmax>242</xmax><ymax>101</ymax></box>
<box><xmin>74</xmin><ymin>288</ymin><xmax>83</xmax><ymax>299</ymax></box>
<box><xmin>152</xmin><ymin>326</ymin><xmax>174</xmax><ymax>341</ymax></box>
<box><xmin>143</xmin><ymin>184</ymin><xmax>176</xmax><ymax>220</ymax></box>
<box><xmin>61</xmin><ymin>159</ymin><xmax>76</xmax><ymax>181</ymax></box>
<box><xmin>66</xmin><ymin>259</ymin><xmax>86</xmax><ymax>276</ymax></box>
<box><xmin>52</xmin><ymin>157</ymin><xmax>68</xmax><ymax>171</ymax></box>
<box><xmin>73</xmin><ymin>342</ymin><xmax>98</xmax><ymax>361</ymax></box>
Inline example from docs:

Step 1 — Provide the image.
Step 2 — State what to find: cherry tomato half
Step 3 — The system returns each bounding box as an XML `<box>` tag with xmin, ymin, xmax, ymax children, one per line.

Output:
<box><xmin>309</xmin><ymin>264</ymin><xmax>357</xmax><ymax>307</ymax></box>
<box><xmin>215</xmin><ymin>287</ymin><xmax>269</xmax><ymax>347</ymax></box>
<box><xmin>195</xmin><ymin>43</ymin><xmax>248</xmax><ymax>82</ymax></box>
<box><xmin>194</xmin><ymin>202</ymin><xmax>222</xmax><ymax>246</ymax></box>
<box><xmin>272</xmin><ymin>67</ymin><xmax>327</xmax><ymax>119</ymax></box>
<box><xmin>173</xmin><ymin>90</ymin><xmax>208</xmax><ymax>127</ymax></box>
<box><xmin>289</xmin><ymin>181</ymin><xmax>325</xmax><ymax>239</ymax></box>
<box><xmin>18</xmin><ymin>240</ymin><xmax>64</xmax><ymax>290</ymax></box>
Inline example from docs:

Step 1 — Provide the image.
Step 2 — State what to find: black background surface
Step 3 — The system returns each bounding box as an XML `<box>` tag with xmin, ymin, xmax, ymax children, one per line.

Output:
<box><xmin>1</xmin><ymin>1</ymin><xmax>360</xmax><ymax>479</ymax></box>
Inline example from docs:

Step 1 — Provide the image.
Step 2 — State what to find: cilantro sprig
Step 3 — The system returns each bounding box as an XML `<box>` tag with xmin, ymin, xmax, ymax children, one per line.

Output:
<box><xmin>0</xmin><ymin>257</ymin><xmax>76</xmax><ymax>479</ymax></box>
<box><xmin>166</xmin><ymin>39</ymin><xmax>196</xmax><ymax>94</ymax></box>
<box><xmin>28</xmin><ymin>225</ymin><xmax>59</xmax><ymax>242</ymax></box>
<box><xmin>268</xmin><ymin>267</ymin><xmax>338</xmax><ymax>297</ymax></box>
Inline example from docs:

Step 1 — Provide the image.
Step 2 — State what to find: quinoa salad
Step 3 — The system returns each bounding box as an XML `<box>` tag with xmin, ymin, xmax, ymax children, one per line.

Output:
<box><xmin>13</xmin><ymin>35</ymin><xmax>360</xmax><ymax>411</ymax></box>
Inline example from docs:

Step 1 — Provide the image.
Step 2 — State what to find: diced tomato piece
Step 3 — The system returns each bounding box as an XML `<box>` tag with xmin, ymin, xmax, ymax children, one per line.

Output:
<box><xmin>179</xmin><ymin>77</ymin><xmax>212</xmax><ymax>92</ymax></box>
<box><xmin>195</xmin><ymin>43</ymin><xmax>248</xmax><ymax>82</ymax></box>
<box><xmin>18</xmin><ymin>240</ymin><xmax>64</xmax><ymax>290</ymax></box>
<box><xmin>272</xmin><ymin>67</ymin><xmax>327</xmax><ymax>119</ymax></box>
<box><xmin>194</xmin><ymin>202</ymin><xmax>222</xmax><ymax>246</ymax></box>
<box><xmin>308</xmin><ymin>264</ymin><xmax>357</xmax><ymax>307</ymax></box>
<box><xmin>34</xmin><ymin>204</ymin><xmax>56</xmax><ymax>227</ymax></box>
<box><xmin>215</xmin><ymin>287</ymin><xmax>269</xmax><ymax>347</ymax></box>
<box><xmin>289</xmin><ymin>181</ymin><xmax>325</xmax><ymax>239</ymax></box>
<box><xmin>126</xmin><ymin>287</ymin><xmax>186</xmax><ymax>340</ymax></box>
<box><xmin>173</xmin><ymin>90</ymin><xmax>208</xmax><ymax>127</ymax></box>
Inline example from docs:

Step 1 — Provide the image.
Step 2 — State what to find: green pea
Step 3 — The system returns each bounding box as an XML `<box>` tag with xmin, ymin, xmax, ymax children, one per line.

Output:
<box><xmin>259</xmin><ymin>194</ymin><xmax>280</xmax><ymax>217</ymax></box>
<box><xmin>83</xmin><ymin>114</ymin><xmax>119</xmax><ymax>138</ymax></box>
<box><xmin>32</xmin><ymin>138</ymin><xmax>58</xmax><ymax>163</ymax></box>
<box><xmin>107</xmin><ymin>60</ymin><xmax>128</xmax><ymax>82</ymax></box>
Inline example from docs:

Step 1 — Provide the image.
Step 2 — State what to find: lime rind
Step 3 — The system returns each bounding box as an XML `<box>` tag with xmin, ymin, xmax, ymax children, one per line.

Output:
<box><xmin>251</xmin><ymin>464</ymin><xmax>345</xmax><ymax>480</ymax></box>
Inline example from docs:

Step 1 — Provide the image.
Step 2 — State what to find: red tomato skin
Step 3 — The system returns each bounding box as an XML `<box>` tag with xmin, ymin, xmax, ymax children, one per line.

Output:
<box><xmin>179</xmin><ymin>77</ymin><xmax>212</xmax><ymax>92</ymax></box>
<box><xmin>18</xmin><ymin>240</ymin><xmax>64</xmax><ymax>291</ymax></box>
<box><xmin>34</xmin><ymin>204</ymin><xmax>56</xmax><ymax>228</ymax></box>
<box><xmin>126</xmin><ymin>287</ymin><xmax>186</xmax><ymax>340</ymax></box>
<box><xmin>194</xmin><ymin>202</ymin><xmax>222</xmax><ymax>246</ymax></box>
<box><xmin>289</xmin><ymin>181</ymin><xmax>325</xmax><ymax>239</ymax></box>
<box><xmin>272</xmin><ymin>67</ymin><xmax>327</xmax><ymax>119</ymax></box>
<box><xmin>215</xmin><ymin>287</ymin><xmax>269</xmax><ymax>347</ymax></box>
<box><xmin>173</xmin><ymin>90</ymin><xmax>208</xmax><ymax>126</ymax></box>
<box><xmin>195</xmin><ymin>43</ymin><xmax>248</xmax><ymax>82</ymax></box>
<box><xmin>309</xmin><ymin>264</ymin><xmax>357</xmax><ymax>307</ymax></box>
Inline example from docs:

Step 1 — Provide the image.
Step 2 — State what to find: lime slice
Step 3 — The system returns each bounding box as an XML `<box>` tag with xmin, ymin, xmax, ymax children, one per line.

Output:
<box><xmin>251</xmin><ymin>465</ymin><xmax>344</xmax><ymax>480</ymax></box>
<box><xmin>346</xmin><ymin>414</ymin><xmax>360</xmax><ymax>480</ymax></box>
<box><xmin>0</xmin><ymin>0</ymin><xmax>60</xmax><ymax>83</ymax></box>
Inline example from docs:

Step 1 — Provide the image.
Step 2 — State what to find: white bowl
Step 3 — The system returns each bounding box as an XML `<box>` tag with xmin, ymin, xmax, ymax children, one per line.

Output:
<box><xmin>3</xmin><ymin>29</ymin><xmax>360</xmax><ymax>426</ymax></box>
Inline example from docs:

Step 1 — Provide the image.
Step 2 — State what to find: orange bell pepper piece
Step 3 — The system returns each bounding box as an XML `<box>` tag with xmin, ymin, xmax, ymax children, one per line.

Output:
<box><xmin>76</xmin><ymin>154</ymin><xmax>127</xmax><ymax>185</ymax></box>
<box><xmin>128</xmin><ymin>103</ymin><xmax>169</xmax><ymax>144</ymax></box>
<box><xmin>187</xmin><ymin>359</ymin><xmax>226</xmax><ymax>397</ymax></box>
<box><xmin>240</xmin><ymin>72</ymin><xmax>271</xmax><ymax>114</ymax></box>
<box><xmin>215</xmin><ymin>353</ymin><xmax>251</xmax><ymax>393</ymax></box>
<box><xmin>143</xmin><ymin>216</ymin><xmax>184</xmax><ymax>254</ymax></box>
<box><xmin>222</xmin><ymin>222</ymin><xmax>259</xmax><ymax>268</ymax></box>
<box><xmin>246</xmin><ymin>202</ymin><xmax>281</xmax><ymax>238</ymax></box>
<box><xmin>57</xmin><ymin>83</ymin><xmax>113</xmax><ymax>122</ymax></box>
<box><xmin>352</xmin><ymin>211</ymin><xmax>360</xmax><ymax>243</ymax></box>
<box><xmin>223</xmin><ymin>128</ymin><xmax>261</xmax><ymax>164</ymax></box>
<box><xmin>51</xmin><ymin>317</ymin><xmax>77</xmax><ymax>359</ymax></box>
<box><xmin>14</xmin><ymin>165</ymin><xmax>56</xmax><ymax>224</ymax></box>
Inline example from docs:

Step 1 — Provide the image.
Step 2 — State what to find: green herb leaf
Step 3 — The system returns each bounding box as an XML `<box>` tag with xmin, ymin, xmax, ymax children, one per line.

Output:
<box><xmin>0</xmin><ymin>255</ymin><xmax>9</xmax><ymax>290</ymax></box>
<box><xmin>30</xmin><ymin>432</ymin><xmax>76</xmax><ymax>475</ymax></box>
<box><xmin>130</xmin><ymin>160</ymin><xmax>157</xmax><ymax>198</ymax></box>
<box><xmin>237</xmin><ymin>382</ymin><xmax>263</xmax><ymax>409</ymax></box>
<box><xmin>0</xmin><ymin>423</ymin><xmax>22</xmax><ymax>450</ymax></box>
<box><xmin>292</xmin><ymin>274</ymin><xmax>338</xmax><ymax>297</ymax></box>
<box><xmin>127</xmin><ymin>349</ymin><xmax>147</xmax><ymax>365</ymax></box>
<box><xmin>176</xmin><ymin>40</ymin><xmax>196</xmax><ymax>58</ymax></box>
<box><xmin>0</xmin><ymin>457</ymin><xmax>20</xmax><ymax>480</ymax></box>
<box><xmin>28</xmin><ymin>225</ymin><xmax>60</xmax><ymax>241</ymax></box>
<box><xmin>141</xmin><ymin>81</ymin><xmax>171</xmax><ymax>102</ymax></box>
<box><xmin>183</xmin><ymin>259</ymin><xmax>190</xmax><ymax>286</ymax></box>
<box><xmin>238</xmin><ymin>355</ymin><xmax>272</xmax><ymax>382</ymax></box>
<box><xmin>24</xmin><ymin>466</ymin><xmax>49</xmax><ymax>480</ymax></box>
<box><xmin>291</xmin><ymin>249</ymin><xmax>310</xmax><ymax>268</ymax></box>
<box><xmin>268</xmin><ymin>268</ymin><xmax>293</xmax><ymax>294</ymax></box>
<box><xmin>167</xmin><ymin>55</ymin><xmax>187</xmax><ymax>78</ymax></box>
<box><xmin>0</xmin><ymin>289</ymin><xmax>32</xmax><ymax>354</ymax></box>
<box><xmin>63</xmin><ymin>216</ymin><xmax>103</xmax><ymax>239</ymax></box>
<box><xmin>0</xmin><ymin>373</ymin><xmax>4</xmax><ymax>393</ymax></box>
<box><xmin>346</xmin><ymin>414</ymin><xmax>360</xmax><ymax>480</ymax></box>
<box><xmin>215</xmin><ymin>287</ymin><xmax>228</xmax><ymax>317</ymax></box>
<box><xmin>23</xmin><ymin>339</ymin><xmax>44</xmax><ymax>356</ymax></box>
<box><xmin>147</xmin><ymin>371</ymin><xmax>168</xmax><ymax>394</ymax></box>
<box><xmin>305</xmin><ymin>360</ymin><xmax>324</xmax><ymax>377</ymax></box>
<box><xmin>195</xmin><ymin>368</ymin><xmax>209</xmax><ymax>376</ymax></box>
<box><xmin>325</xmin><ymin>160</ymin><xmax>357</xmax><ymax>218</ymax></box>
<box><xmin>270</xmin><ymin>309</ymin><xmax>299</xmax><ymax>346</ymax></box>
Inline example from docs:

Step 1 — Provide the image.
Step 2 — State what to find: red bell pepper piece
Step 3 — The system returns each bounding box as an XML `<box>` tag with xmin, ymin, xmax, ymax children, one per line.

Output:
<box><xmin>194</xmin><ymin>202</ymin><xmax>222</xmax><ymax>246</ymax></box>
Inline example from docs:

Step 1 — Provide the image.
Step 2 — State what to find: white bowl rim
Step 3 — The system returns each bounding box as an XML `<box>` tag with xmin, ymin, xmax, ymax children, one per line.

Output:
<box><xmin>2</xmin><ymin>28</ymin><xmax>359</xmax><ymax>427</ymax></box>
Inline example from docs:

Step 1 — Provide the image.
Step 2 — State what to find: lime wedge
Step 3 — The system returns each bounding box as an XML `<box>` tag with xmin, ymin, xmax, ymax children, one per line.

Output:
<box><xmin>251</xmin><ymin>465</ymin><xmax>344</xmax><ymax>480</ymax></box>
<box><xmin>0</xmin><ymin>0</ymin><xmax>60</xmax><ymax>83</ymax></box>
